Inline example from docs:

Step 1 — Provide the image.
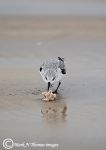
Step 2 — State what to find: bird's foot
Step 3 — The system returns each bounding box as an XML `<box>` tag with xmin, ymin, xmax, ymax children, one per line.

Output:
<box><xmin>53</xmin><ymin>90</ymin><xmax>58</xmax><ymax>94</ymax></box>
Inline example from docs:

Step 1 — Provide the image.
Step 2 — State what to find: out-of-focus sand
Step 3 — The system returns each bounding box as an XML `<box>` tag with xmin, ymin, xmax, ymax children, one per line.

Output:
<box><xmin>0</xmin><ymin>16</ymin><xmax>106</xmax><ymax>150</ymax></box>
<box><xmin>0</xmin><ymin>16</ymin><xmax>106</xmax><ymax>38</ymax></box>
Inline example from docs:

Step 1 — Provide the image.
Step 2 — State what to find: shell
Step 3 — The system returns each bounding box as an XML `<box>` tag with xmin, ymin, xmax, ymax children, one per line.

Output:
<box><xmin>42</xmin><ymin>90</ymin><xmax>56</xmax><ymax>101</ymax></box>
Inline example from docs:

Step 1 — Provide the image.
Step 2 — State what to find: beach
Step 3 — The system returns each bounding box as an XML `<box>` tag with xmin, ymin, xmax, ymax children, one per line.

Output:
<box><xmin>0</xmin><ymin>1</ymin><xmax>106</xmax><ymax>150</ymax></box>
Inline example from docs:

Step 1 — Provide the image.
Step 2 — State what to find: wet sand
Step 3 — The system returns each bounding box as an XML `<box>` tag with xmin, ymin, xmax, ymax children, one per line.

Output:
<box><xmin>0</xmin><ymin>16</ymin><xmax>106</xmax><ymax>150</ymax></box>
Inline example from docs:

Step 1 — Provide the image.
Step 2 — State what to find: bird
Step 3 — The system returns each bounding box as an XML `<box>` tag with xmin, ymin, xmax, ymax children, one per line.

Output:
<box><xmin>40</xmin><ymin>57</ymin><xmax>66</xmax><ymax>93</ymax></box>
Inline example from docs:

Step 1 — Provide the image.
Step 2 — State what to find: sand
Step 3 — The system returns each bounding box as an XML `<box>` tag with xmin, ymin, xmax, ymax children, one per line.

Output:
<box><xmin>0</xmin><ymin>13</ymin><xmax>106</xmax><ymax>150</ymax></box>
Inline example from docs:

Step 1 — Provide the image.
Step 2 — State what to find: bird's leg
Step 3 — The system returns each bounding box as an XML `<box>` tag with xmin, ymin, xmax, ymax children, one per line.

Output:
<box><xmin>47</xmin><ymin>82</ymin><xmax>51</xmax><ymax>91</ymax></box>
<box><xmin>54</xmin><ymin>81</ymin><xmax>61</xmax><ymax>93</ymax></box>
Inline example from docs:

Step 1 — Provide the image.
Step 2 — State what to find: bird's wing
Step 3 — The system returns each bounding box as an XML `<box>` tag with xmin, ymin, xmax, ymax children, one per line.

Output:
<box><xmin>58</xmin><ymin>62</ymin><xmax>66</xmax><ymax>74</ymax></box>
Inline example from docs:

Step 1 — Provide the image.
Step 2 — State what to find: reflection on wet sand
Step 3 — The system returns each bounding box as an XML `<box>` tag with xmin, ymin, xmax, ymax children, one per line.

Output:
<box><xmin>41</xmin><ymin>99</ymin><xmax>67</xmax><ymax>122</ymax></box>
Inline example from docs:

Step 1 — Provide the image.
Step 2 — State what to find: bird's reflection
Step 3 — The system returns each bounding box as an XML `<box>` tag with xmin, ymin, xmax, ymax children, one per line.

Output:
<box><xmin>41</xmin><ymin>98</ymin><xmax>67</xmax><ymax>122</ymax></box>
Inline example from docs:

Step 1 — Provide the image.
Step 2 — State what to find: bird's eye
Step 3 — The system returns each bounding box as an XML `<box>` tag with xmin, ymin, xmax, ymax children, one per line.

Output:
<box><xmin>45</xmin><ymin>77</ymin><xmax>47</xmax><ymax>80</ymax></box>
<box><xmin>52</xmin><ymin>77</ymin><xmax>55</xmax><ymax>81</ymax></box>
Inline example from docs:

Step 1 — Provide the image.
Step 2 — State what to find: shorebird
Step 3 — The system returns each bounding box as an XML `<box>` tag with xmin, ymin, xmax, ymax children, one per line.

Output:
<box><xmin>40</xmin><ymin>57</ymin><xmax>66</xmax><ymax>93</ymax></box>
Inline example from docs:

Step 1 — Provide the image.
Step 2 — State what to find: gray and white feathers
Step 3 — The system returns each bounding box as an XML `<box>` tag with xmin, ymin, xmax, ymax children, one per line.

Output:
<box><xmin>40</xmin><ymin>57</ymin><xmax>66</xmax><ymax>84</ymax></box>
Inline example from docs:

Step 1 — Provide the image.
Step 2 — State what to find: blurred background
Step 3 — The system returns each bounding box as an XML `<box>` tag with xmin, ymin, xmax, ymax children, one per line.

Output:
<box><xmin>0</xmin><ymin>0</ymin><xmax>106</xmax><ymax>65</ymax></box>
<box><xmin>0</xmin><ymin>0</ymin><xmax>106</xmax><ymax>60</ymax></box>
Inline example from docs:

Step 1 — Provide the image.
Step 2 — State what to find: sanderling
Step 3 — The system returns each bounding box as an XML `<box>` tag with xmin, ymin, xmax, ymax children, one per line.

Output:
<box><xmin>40</xmin><ymin>57</ymin><xmax>66</xmax><ymax>93</ymax></box>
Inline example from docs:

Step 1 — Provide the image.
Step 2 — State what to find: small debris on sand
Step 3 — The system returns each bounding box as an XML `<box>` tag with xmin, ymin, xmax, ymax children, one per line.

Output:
<box><xmin>42</xmin><ymin>90</ymin><xmax>56</xmax><ymax>101</ymax></box>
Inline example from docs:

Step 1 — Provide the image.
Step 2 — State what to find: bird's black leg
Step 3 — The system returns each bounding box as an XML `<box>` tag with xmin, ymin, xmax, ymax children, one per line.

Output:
<box><xmin>47</xmin><ymin>82</ymin><xmax>51</xmax><ymax>91</ymax></box>
<box><xmin>54</xmin><ymin>81</ymin><xmax>61</xmax><ymax>93</ymax></box>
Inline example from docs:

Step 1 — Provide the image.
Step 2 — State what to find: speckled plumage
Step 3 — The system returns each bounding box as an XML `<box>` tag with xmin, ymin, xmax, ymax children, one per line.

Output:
<box><xmin>40</xmin><ymin>57</ymin><xmax>66</xmax><ymax>92</ymax></box>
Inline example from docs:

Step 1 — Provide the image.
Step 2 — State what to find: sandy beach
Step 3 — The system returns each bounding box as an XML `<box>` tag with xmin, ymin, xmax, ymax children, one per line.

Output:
<box><xmin>0</xmin><ymin>1</ymin><xmax>106</xmax><ymax>150</ymax></box>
